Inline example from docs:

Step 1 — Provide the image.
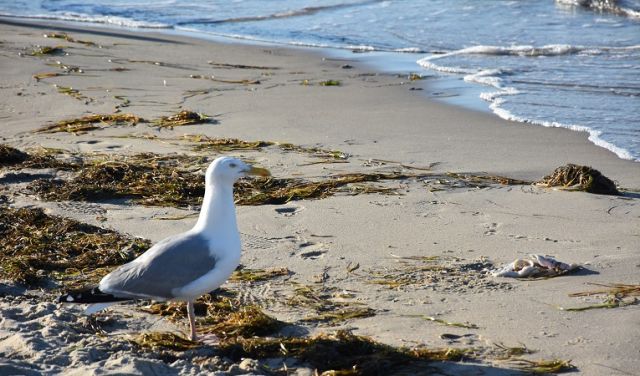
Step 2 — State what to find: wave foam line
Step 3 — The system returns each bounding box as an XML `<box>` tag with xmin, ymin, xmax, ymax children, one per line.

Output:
<box><xmin>0</xmin><ymin>12</ymin><xmax>171</xmax><ymax>29</ymax></box>
<box><xmin>486</xmin><ymin>94</ymin><xmax>637</xmax><ymax>161</ymax></box>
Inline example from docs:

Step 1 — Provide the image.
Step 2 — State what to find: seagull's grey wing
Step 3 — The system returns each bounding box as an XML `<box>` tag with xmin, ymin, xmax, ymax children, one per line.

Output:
<box><xmin>99</xmin><ymin>233</ymin><xmax>217</xmax><ymax>300</ymax></box>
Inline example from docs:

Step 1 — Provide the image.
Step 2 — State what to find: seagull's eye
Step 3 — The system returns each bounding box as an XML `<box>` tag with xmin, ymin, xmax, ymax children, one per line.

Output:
<box><xmin>229</xmin><ymin>163</ymin><xmax>237</xmax><ymax>168</ymax></box>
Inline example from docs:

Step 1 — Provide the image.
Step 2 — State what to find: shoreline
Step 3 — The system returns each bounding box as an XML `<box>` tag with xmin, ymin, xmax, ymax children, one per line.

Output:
<box><xmin>2</xmin><ymin>16</ymin><xmax>639</xmax><ymax>188</ymax></box>
<box><xmin>2</xmin><ymin>16</ymin><xmax>639</xmax><ymax>166</ymax></box>
<box><xmin>1</xmin><ymin>18</ymin><xmax>639</xmax><ymax>375</ymax></box>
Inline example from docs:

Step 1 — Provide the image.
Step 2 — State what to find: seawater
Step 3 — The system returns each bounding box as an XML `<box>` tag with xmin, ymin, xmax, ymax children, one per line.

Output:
<box><xmin>2</xmin><ymin>0</ymin><xmax>639</xmax><ymax>161</ymax></box>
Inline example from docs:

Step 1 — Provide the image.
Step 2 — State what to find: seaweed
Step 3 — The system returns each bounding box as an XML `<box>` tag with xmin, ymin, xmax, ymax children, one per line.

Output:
<box><xmin>0</xmin><ymin>144</ymin><xmax>75</xmax><ymax>170</ymax></box>
<box><xmin>114</xmin><ymin>95</ymin><xmax>130</xmax><ymax>112</ymax></box>
<box><xmin>365</xmin><ymin>257</ymin><xmax>506</xmax><ymax>294</ymax></box>
<box><xmin>152</xmin><ymin>110</ymin><xmax>215</xmax><ymax>128</ymax></box>
<box><xmin>407</xmin><ymin>315</ymin><xmax>479</xmax><ymax>329</ymax></box>
<box><xmin>191</xmin><ymin>137</ymin><xmax>273</xmax><ymax>152</ymax></box>
<box><xmin>0</xmin><ymin>206</ymin><xmax>150</xmax><ymax>287</ymax></box>
<box><xmin>561</xmin><ymin>283</ymin><xmax>640</xmax><ymax>311</ymax></box>
<box><xmin>219</xmin><ymin>330</ymin><xmax>462</xmax><ymax>375</ymax></box>
<box><xmin>0</xmin><ymin>144</ymin><xmax>29</xmax><ymax>166</ymax></box>
<box><xmin>28</xmin><ymin>153</ymin><xmax>208</xmax><ymax>207</ymax></box>
<box><xmin>300</xmin><ymin>79</ymin><xmax>341</xmax><ymax>86</ymax></box>
<box><xmin>200</xmin><ymin>304</ymin><xmax>285</xmax><ymax>338</ymax></box>
<box><xmin>46</xmin><ymin>61</ymin><xmax>83</xmax><ymax>73</ymax></box>
<box><xmin>319</xmin><ymin>80</ymin><xmax>341</xmax><ymax>86</ymax></box>
<box><xmin>37</xmin><ymin>110</ymin><xmax>217</xmax><ymax>133</ymax></box>
<box><xmin>208</xmin><ymin>61</ymin><xmax>279</xmax><ymax>70</ymax></box>
<box><xmin>55</xmin><ymin>85</ymin><xmax>90</xmax><ymax>102</ymax></box>
<box><xmin>38</xmin><ymin>114</ymin><xmax>144</xmax><ymax>133</ymax></box>
<box><xmin>506</xmin><ymin>358</ymin><xmax>576</xmax><ymax>374</ymax></box>
<box><xmin>44</xmin><ymin>32</ymin><xmax>96</xmax><ymax>46</ymax></box>
<box><xmin>143</xmin><ymin>294</ymin><xmax>284</xmax><ymax>339</ymax></box>
<box><xmin>28</xmin><ymin>161</ymin><xmax>423</xmax><ymax>207</ymax></box>
<box><xmin>33</xmin><ymin>72</ymin><xmax>61</xmax><ymax>81</ymax></box>
<box><xmin>189</xmin><ymin>74</ymin><xmax>261</xmax><ymax>85</ymax></box>
<box><xmin>235</xmin><ymin>172</ymin><xmax>424</xmax><ymax>206</ymax></box>
<box><xmin>407</xmin><ymin>73</ymin><xmax>425</xmax><ymax>81</ymax></box>
<box><xmin>190</xmin><ymin>137</ymin><xmax>350</xmax><ymax>160</ymax></box>
<box><xmin>285</xmin><ymin>284</ymin><xmax>374</xmax><ymax>326</ymax></box>
<box><xmin>132</xmin><ymin>332</ymin><xmax>200</xmax><ymax>351</ymax></box>
<box><xmin>276</xmin><ymin>143</ymin><xmax>349</xmax><ymax>160</ymax></box>
<box><xmin>301</xmin><ymin>307</ymin><xmax>376</xmax><ymax>325</ymax></box>
<box><xmin>535</xmin><ymin>164</ymin><xmax>620</xmax><ymax>195</ymax></box>
<box><xmin>29</xmin><ymin>45</ymin><xmax>66</xmax><ymax>56</ymax></box>
<box><xmin>445</xmin><ymin>173</ymin><xmax>532</xmax><ymax>187</ymax></box>
<box><xmin>230</xmin><ymin>267</ymin><xmax>291</xmax><ymax>282</ymax></box>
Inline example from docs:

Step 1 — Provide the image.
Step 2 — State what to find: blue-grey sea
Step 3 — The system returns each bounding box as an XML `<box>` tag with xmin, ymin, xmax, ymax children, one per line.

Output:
<box><xmin>2</xmin><ymin>0</ymin><xmax>639</xmax><ymax>160</ymax></box>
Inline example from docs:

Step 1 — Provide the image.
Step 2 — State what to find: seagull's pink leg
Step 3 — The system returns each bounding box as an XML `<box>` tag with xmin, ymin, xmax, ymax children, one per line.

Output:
<box><xmin>187</xmin><ymin>300</ymin><xmax>197</xmax><ymax>341</ymax></box>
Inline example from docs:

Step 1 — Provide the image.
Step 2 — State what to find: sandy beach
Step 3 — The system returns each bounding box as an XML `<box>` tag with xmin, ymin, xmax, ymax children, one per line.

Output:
<box><xmin>1</xmin><ymin>18</ymin><xmax>639</xmax><ymax>375</ymax></box>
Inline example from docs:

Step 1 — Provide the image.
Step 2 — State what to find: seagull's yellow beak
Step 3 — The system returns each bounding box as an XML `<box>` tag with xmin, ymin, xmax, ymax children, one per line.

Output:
<box><xmin>246</xmin><ymin>166</ymin><xmax>271</xmax><ymax>177</ymax></box>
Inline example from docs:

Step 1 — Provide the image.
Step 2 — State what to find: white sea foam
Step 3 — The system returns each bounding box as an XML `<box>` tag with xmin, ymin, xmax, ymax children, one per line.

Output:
<box><xmin>0</xmin><ymin>12</ymin><xmax>171</xmax><ymax>29</ymax></box>
<box><xmin>484</xmin><ymin>93</ymin><xmax>637</xmax><ymax>161</ymax></box>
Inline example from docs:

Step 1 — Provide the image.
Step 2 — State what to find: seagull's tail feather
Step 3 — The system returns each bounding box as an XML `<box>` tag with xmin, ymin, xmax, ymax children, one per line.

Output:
<box><xmin>58</xmin><ymin>287</ymin><xmax>130</xmax><ymax>304</ymax></box>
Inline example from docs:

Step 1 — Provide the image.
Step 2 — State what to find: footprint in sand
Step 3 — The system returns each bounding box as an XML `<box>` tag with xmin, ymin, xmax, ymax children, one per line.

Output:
<box><xmin>298</xmin><ymin>242</ymin><xmax>328</xmax><ymax>259</ymax></box>
<box><xmin>483</xmin><ymin>222</ymin><xmax>499</xmax><ymax>236</ymax></box>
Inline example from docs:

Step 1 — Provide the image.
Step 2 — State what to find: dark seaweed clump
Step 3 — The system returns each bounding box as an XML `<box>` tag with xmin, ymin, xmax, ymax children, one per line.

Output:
<box><xmin>0</xmin><ymin>145</ymin><xmax>29</xmax><ymax>166</ymax></box>
<box><xmin>0</xmin><ymin>144</ymin><xmax>75</xmax><ymax>170</ymax></box>
<box><xmin>0</xmin><ymin>207</ymin><xmax>150</xmax><ymax>287</ymax></box>
<box><xmin>219</xmin><ymin>330</ymin><xmax>460</xmax><ymax>375</ymax></box>
<box><xmin>536</xmin><ymin>164</ymin><xmax>620</xmax><ymax>195</ymax></box>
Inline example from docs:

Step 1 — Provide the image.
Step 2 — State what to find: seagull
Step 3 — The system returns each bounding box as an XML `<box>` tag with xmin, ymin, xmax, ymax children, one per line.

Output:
<box><xmin>58</xmin><ymin>156</ymin><xmax>270</xmax><ymax>341</ymax></box>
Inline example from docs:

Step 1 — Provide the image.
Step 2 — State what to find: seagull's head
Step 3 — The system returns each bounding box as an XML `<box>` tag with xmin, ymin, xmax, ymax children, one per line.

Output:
<box><xmin>206</xmin><ymin>156</ymin><xmax>270</xmax><ymax>186</ymax></box>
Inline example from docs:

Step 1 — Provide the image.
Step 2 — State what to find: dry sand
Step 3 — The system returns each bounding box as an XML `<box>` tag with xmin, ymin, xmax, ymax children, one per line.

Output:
<box><xmin>1</xmin><ymin>18</ymin><xmax>639</xmax><ymax>375</ymax></box>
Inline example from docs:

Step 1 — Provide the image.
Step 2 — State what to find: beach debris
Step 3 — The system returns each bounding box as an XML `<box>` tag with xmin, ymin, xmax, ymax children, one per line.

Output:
<box><xmin>284</xmin><ymin>284</ymin><xmax>375</xmax><ymax>326</ymax></box>
<box><xmin>143</xmin><ymin>293</ymin><xmax>285</xmax><ymax>339</ymax></box>
<box><xmin>37</xmin><ymin>110</ymin><xmax>214</xmax><ymax>133</ymax></box>
<box><xmin>0</xmin><ymin>144</ymin><xmax>76</xmax><ymax>170</ymax></box>
<box><xmin>114</xmin><ymin>95</ymin><xmax>130</xmax><ymax>112</ymax></box>
<box><xmin>54</xmin><ymin>84</ymin><xmax>90</xmax><ymax>102</ymax></box>
<box><xmin>367</xmin><ymin>256</ymin><xmax>508</xmax><ymax>293</ymax></box>
<box><xmin>191</xmin><ymin>136</ymin><xmax>350</xmax><ymax>160</ymax></box>
<box><xmin>491</xmin><ymin>254</ymin><xmax>580</xmax><ymax>278</ymax></box>
<box><xmin>560</xmin><ymin>283</ymin><xmax>640</xmax><ymax>311</ymax></box>
<box><xmin>38</xmin><ymin>113</ymin><xmax>144</xmax><ymax>133</ymax></box>
<box><xmin>190</xmin><ymin>137</ymin><xmax>273</xmax><ymax>152</ymax></box>
<box><xmin>43</xmin><ymin>32</ymin><xmax>96</xmax><ymax>46</ymax></box>
<box><xmin>0</xmin><ymin>206</ymin><xmax>150</xmax><ymax>287</ymax></box>
<box><xmin>235</xmin><ymin>172</ymin><xmax>421</xmax><ymax>205</ymax></box>
<box><xmin>28</xmin><ymin>153</ymin><xmax>208</xmax><ymax>207</ymax></box>
<box><xmin>29</xmin><ymin>45</ymin><xmax>66</xmax><ymax>56</ymax></box>
<box><xmin>32</xmin><ymin>72</ymin><xmax>62</xmax><ymax>81</ymax></box>
<box><xmin>132</xmin><ymin>332</ymin><xmax>200</xmax><ymax>351</ymax></box>
<box><xmin>319</xmin><ymin>80</ymin><xmax>341</xmax><ymax>86</ymax></box>
<box><xmin>230</xmin><ymin>267</ymin><xmax>292</xmax><ymax>282</ymax></box>
<box><xmin>0</xmin><ymin>144</ymin><xmax>29</xmax><ymax>166</ymax></box>
<box><xmin>207</xmin><ymin>61</ymin><xmax>279</xmax><ymax>70</ymax></box>
<box><xmin>445</xmin><ymin>172</ymin><xmax>532</xmax><ymax>187</ymax></box>
<box><xmin>407</xmin><ymin>315</ymin><xmax>479</xmax><ymax>329</ymax></box>
<box><xmin>301</xmin><ymin>307</ymin><xmax>376</xmax><ymax>326</ymax></box>
<box><xmin>152</xmin><ymin>110</ymin><xmax>215</xmax><ymax>128</ymax></box>
<box><xmin>219</xmin><ymin>330</ymin><xmax>468</xmax><ymax>375</ymax></box>
<box><xmin>300</xmin><ymin>79</ymin><xmax>341</xmax><ymax>86</ymax></box>
<box><xmin>189</xmin><ymin>74</ymin><xmax>261</xmax><ymax>85</ymax></box>
<box><xmin>535</xmin><ymin>164</ymin><xmax>620</xmax><ymax>195</ymax></box>
<box><xmin>505</xmin><ymin>358</ymin><xmax>576</xmax><ymax>374</ymax></box>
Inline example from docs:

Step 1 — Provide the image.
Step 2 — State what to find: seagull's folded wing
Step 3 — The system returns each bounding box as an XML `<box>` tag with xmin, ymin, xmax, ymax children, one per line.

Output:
<box><xmin>99</xmin><ymin>233</ymin><xmax>218</xmax><ymax>300</ymax></box>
